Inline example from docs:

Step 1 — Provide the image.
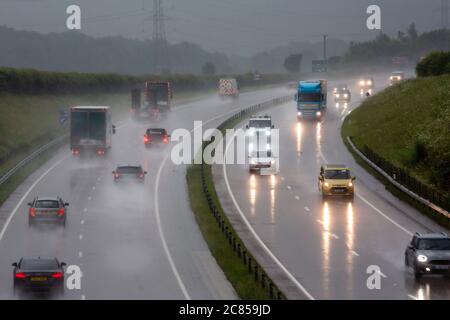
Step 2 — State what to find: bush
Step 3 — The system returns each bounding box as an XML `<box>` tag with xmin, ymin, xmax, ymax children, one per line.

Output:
<box><xmin>416</xmin><ymin>51</ymin><xmax>450</xmax><ymax>77</ymax></box>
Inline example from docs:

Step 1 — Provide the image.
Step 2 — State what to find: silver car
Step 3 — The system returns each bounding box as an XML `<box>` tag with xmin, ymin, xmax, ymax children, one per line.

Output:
<box><xmin>27</xmin><ymin>197</ymin><xmax>68</xmax><ymax>226</ymax></box>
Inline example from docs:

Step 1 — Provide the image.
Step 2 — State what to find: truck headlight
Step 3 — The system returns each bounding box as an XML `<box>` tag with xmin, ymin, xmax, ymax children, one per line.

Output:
<box><xmin>324</xmin><ymin>182</ymin><xmax>330</xmax><ymax>187</ymax></box>
<box><xmin>348</xmin><ymin>182</ymin><xmax>353</xmax><ymax>187</ymax></box>
<box><xmin>316</xmin><ymin>111</ymin><xmax>322</xmax><ymax>117</ymax></box>
<box><xmin>266</xmin><ymin>144</ymin><xmax>271</xmax><ymax>151</ymax></box>
<box><xmin>359</xmin><ymin>80</ymin><xmax>365</xmax><ymax>86</ymax></box>
<box><xmin>297</xmin><ymin>111</ymin><xmax>302</xmax><ymax>116</ymax></box>
<box><xmin>249</xmin><ymin>143</ymin><xmax>254</xmax><ymax>151</ymax></box>
<box><xmin>250</xmin><ymin>159</ymin><xmax>256</xmax><ymax>165</ymax></box>
<box><xmin>266</xmin><ymin>129</ymin><xmax>271</xmax><ymax>136</ymax></box>
<box><xmin>248</xmin><ymin>130</ymin><xmax>255</xmax><ymax>136</ymax></box>
<box><xmin>417</xmin><ymin>255</ymin><xmax>428</xmax><ymax>263</ymax></box>
<box><xmin>336</xmin><ymin>94</ymin><xmax>340</xmax><ymax>98</ymax></box>
<box><xmin>367</xmin><ymin>80</ymin><xmax>372</xmax><ymax>86</ymax></box>
<box><xmin>344</xmin><ymin>94</ymin><xmax>348</xmax><ymax>98</ymax></box>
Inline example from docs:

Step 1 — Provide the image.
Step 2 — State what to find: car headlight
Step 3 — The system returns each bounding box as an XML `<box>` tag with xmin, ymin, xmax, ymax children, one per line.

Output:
<box><xmin>266</xmin><ymin>129</ymin><xmax>271</xmax><ymax>136</ymax></box>
<box><xmin>417</xmin><ymin>255</ymin><xmax>428</xmax><ymax>263</ymax></box>
<box><xmin>348</xmin><ymin>182</ymin><xmax>353</xmax><ymax>187</ymax></box>
<box><xmin>249</xmin><ymin>130</ymin><xmax>255</xmax><ymax>136</ymax></box>
<box><xmin>266</xmin><ymin>143</ymin><xmax>271</xmax><ymax>151</ymax></box>
<box><xmin>344</xmin><ymin>94</ymin><xmax>348</xmax><ymax>98</ymax></box>
<box><xmin>336</xmin><ymin>94</ymin><xmax>340</xmax><ymax>98</ymax></box>
<box><xmin>359</xmin><ymin>80</ymin><xmax>365</xmax><ymax>86</ymax></box>
<box><xmin>251</xmin><ymin>159</ymin><xmax>256</xmax><ymax>165</ymax></box>
<box><xmin>297</xmin><ymin>111</ymin><xmax>302</xmax><ymax>116</ymax></box>
<box><xmin>367</xmin><ymin>80</ymin><xmax>372</xmax><ymax>85</ymax></box>
<box><xmin>316</xmin><ymin>111</ymin><xmax>322</xmax><ymax>117</ymax></box>
<box><xmin>324</xmin><ymin>182</ymin><xmax>330</xmax><ymax>187</ymax></box>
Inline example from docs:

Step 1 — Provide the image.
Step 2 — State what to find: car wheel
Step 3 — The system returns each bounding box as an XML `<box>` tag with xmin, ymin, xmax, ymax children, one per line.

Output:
<box><xmin>404</xmin><ymin>254</ymin><xmax>409</xmax><ymax>267</ymax></box>
<box><xmin>28</xmin><ymin>219</ymin><xmax>34</xmax><ymax>227</ymax></box>
<box><xmin>413</xmin><ymin>266</ymin><xmax>422</xmax><ymax>279</ymax></box>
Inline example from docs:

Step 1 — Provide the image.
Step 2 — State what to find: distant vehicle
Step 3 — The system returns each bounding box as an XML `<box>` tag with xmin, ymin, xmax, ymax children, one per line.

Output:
<box><xmin>246</xmin><ymin>115</ymin><xmax>278</xmax><ymax>175</ymax></box>
<box><xmin>112</xmin><ymin>165</ymin><xmax>147</xmax><ymax>183</ymax></box>
<box><xmin>390</xmin><ymin>71</ymin><xmax>405</xmax><ymax>85</ymax></box>
<box><xmin>12</xmin><ymin>257</ymin><xmax>66</xmax><ymax>296</ymax></box>
<box><xmin>318</xmin><ymin>164</ymin><xmax>355</xmax><ymax>198</ymax></box>
<box><xmin>333</xmin><ymin>83</ymin><xmax>348</xmax><ymax>94</ymax></box>
<box><xmin>295</xmin><ymin>80</ymin><xmax>327</xmax><ymax>120</ymax></box>
<box><xmin>144</xmin><ymin>128</ymin><xmax>170</xmax><ymax>147</ymax></box>
<box><xmin>70</xmin><ymin>106</ymin><xmax>116</xmax><ymax>156</ymax></box>
<box><xmin>131</xmin><ymin>82</ymin><xmax>172</xmax><ymax>122</ymax></box>
<box><xmin>219</xmin><ymin>78</ymin><xmax>239</xmax><ymax>99</ymax></box>
<box><xmin>334</xmin><ymin>87</ymin><xmax>351</xmax><ymax>102</ymax></box>
<box><xmin>359</xmin><ymin>77</ymin><xmax>374</xmax><ymax>95</ymax></box>
<box><xmin>287</xmin><ymin>81</ymin><xmax>298</xmax><ymax>89</ymax></box>
<box><xmin>405</xmin><ymin>232</ymin><xmax>450</xmax><ymax>279</ymax></box>
<box><xmin>27</xmin><ymin>197</ymin><xmax>69</xmax><ymax>226</ymax></box>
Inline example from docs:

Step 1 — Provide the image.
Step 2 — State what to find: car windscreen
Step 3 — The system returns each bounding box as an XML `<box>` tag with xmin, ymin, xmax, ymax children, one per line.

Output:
<box><xmin>248</xmin><ymin>120</ymin><xmax>271</xmax><ymax>128</ymax></box>
<box><xmin>324</xmin><ymin>169</ymin><xmax>350</xmax><ymax>179</ymax></box>
<box><xmin>117</xmin><ymin>167</ymin><xmax>142</xmax><ymax>174</ymax></box>
<box><xmin>147</xmin><ymin>129</ymin><xmax>166</xmax><ymax>135</ymax></box>
<box><xmin>21</xmin><ymin>259</ymin><xmax>59</xmax><ymax>270</ymax></box>
<box><xmin>418</xmin><ymin>239</ymin><xmax>450</xmax><ymax>250</ymax></box>
<box><xmin>299</xmin><ymin>93</ymin><xmax>321</xmax><ymax>102</ymax></box>
<box><xmin>35</xmin><ymin>200</ymin><xmax>60</xmax><ymax>208</ymax></box>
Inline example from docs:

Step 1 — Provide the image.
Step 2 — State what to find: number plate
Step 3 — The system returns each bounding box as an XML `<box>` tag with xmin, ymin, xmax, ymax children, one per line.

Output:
<box><xmin>30</xmin><ymin>276</ymin><xmax>47</xmax><ymax>281</ymax></box>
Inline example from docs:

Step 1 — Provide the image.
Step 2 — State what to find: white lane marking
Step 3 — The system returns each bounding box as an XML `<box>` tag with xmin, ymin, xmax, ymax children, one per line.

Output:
<box><xmin>81</xmin><ymin>220</ymin><xmax>85</xmax><ymax>225</ymax></box>
<box><xmin>295</xmin><ymin>196</ymin><xmax>300</xmax><ymax>200</ymax></box>
<box><xmin>79</xmin><ymin>234</ymin><xmax>83</xmax><ymax>240</ymax></box>
<box><xmin>408</xmin><ymin>294</ymin><xmax>418</xmax><ymax>300</ymax></box>
<box><xmin>351</xmin><ymin>250</ymin><xmax>359</xmax><ymax>257</ymax></box>
<box><xmin>0</xmin><ymin>157</ymin><xmax>68</xmax><ymax>241</ymax></box>
<box><xmin>304</xmin><ymin>206</ymin><xmax>310</xmax><ymax>212</ymax></box>
<box><xmin>92</xmin><ymin>186</ymin><xmax>96</xmax><ymax>190</ymax></box>
<box><xmin>316</xmin><ymin>219</ymin><xmax>323</xmax><ymax>225</ymax></box>
<box><xmin>83</xmin><ymin>208</ymin><xmax>87</xmax><ymax>213</ymax></box>
<box><xmin>287</xmin><ymin>185</ymin><xmax>292</xmax><ymax>190</ymax></box>
<box><xmin>319</xmin><ymin>148</ymin><xmax>413</xmax><ymax>236</ymax></box>
<box><xmin>223</xmin><ymin>129</ymin><xmax>315</xmax><ymax>300</ymax></box>
<box><xmin>330</xmin><ymin>233</ymin><xmax>339</xmax><ymax>239</ymax></box>
<box><xmin>154</xmin><ymin>100</ymin><xmax>290</xmax><ymax>301</ymax></box>
<box><xmin>81</xmin><ymin>294</ymin><xmax>86</xmax><ymax>300</ymax></box>
<box><xmin>358</xmin><ymin>193</ymin><xmax>413</xmax><ymax>236</ymax></box>
<box><xmin>281</xmin><ymin>177</ymin><xmax>285</xmax><ymax>181</ymax></box>
<box><xmin>88</xmin><ymin>196</ymin><xmax>92</xmax><ymax>201</ymax></box>
<box><xmin>78</xmin><ymin>251</ymin><xmax>83</xmax><ymax>258</ymax></box>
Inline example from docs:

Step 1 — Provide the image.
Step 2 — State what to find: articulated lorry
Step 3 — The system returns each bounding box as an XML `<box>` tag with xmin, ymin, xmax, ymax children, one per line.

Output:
<box><xmin>131</xmin><ymin>81</ymin><xmax>172</xmax><ymax>122</ymax></box>
<box><xmin>70</xmin><ymin>106</ymin><xmax>116</xmax><ymax>156</ymax></box>
<box><xmin>295</xmin><ymin>80</ymin><xmax>327</xmax><ymax>120</ymax></box>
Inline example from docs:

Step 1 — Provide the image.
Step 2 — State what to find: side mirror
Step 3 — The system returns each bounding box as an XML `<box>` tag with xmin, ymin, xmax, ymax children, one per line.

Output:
<box><xmin>112</xmin><ymin>171</ymin><xmax>116</xmax><ymax>175</ymax></box>
<box><xmin>112</xmin><ymin>125</ymin><xmax>116</xmax><ymax>134</ymax></box>
<box><xmin>64</xmin><ymin>203</ymin><xmax>69</xmax><ymax>206</ymax></box>
<box><xmin>352</xmin><ymin>177</ymin><xmax>356</xmax><ymax>181</ymax></box>
<box><xmin>294</xmin><ymin>94</ymin><xmax>298</xmax><ymax>101</ymax></box>
<box><xmin>271</xmin><ymin>125</ymin><xmax>274</xmax><ymax>129</ymax></box>
<box><xmin>12</xmin><ymin>262</ymin><xmax>17</xmax><ymax>267</ymax></box>
<box><xmin>319</xmin><ymin>176</ymin><xmax>323</xmax><ymax>181</ymax></box>
<box><xmin>27</xmin><ymin>202</ymin><xmax>32</xmax><ymax>206</ymax></box>
<box><xmin>144</xmin><ymin>171</ymin><xmax>148</xmax><ymax>175</ymax></box>
<box><xmin>60</xmin><ymin>262</ymin><xmax>67</xmax><ymax>268</ymax></box>
<box><xmin>245</xmin><ymin>125</ymin><xmax>249</xmax><ymax>129</ymax></box>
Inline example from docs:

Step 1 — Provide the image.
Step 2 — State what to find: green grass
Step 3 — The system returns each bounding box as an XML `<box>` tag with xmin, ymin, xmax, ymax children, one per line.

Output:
<box><xmin>342</xmin><ymin>74</ymin><xmax>450</xmax><ymax>192</ymax></box>
<box><xmin>186</xmin><ymin>164</ymin><xmax>273</xmax><ymax>300</ymax></box>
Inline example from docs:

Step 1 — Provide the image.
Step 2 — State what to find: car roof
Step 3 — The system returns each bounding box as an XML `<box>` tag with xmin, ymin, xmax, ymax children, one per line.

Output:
<box><xmin>35</xmin><ymin>197</ymin><xmax>60</xmax><ymax>201</ymax></box>
<box><xmin>324</xmin><ymin>164</ymin><xmax>349</xmax><ymax>170</ymax></box>
<box><xmin>71</xmin><ymin>106</ymin><xmax>110</xmax><ymax>110</ymax></box>
<box><xmin>117</xmin><ymin>165</ymin><xmax>142</xmax><ymax>168</ymax></box>
<box><xmin>146</xmin><ymin>128</ymin><xmax>166</xmax><ymax>133</ymax></box>
<box><xmin>21</xmin><ymin>256</ymin><xmax>58</xmax><ymax>262</ymax></box>
<box><xmin>415</xmin><ymin>232</ymin><xmax>449</xmax><ymax>239</ymax></box>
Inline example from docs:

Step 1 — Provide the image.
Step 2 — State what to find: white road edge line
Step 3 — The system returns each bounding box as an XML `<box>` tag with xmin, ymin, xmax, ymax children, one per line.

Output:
<box><xmin>0</xmin><ymin>156</ymin><xmax>68</xmax><ymax>241</ymax></box>
<box><xmin>222</xmin><ymin>126</ymin><xmax>315</xmax><ymax>300</ymax></box>
<box><xmin>154</xmin><ymin>104</ymin><xmax>260</xmax><ymax>300</ymax></box>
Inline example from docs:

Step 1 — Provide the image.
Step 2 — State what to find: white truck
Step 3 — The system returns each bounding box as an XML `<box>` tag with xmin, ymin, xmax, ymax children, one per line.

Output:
<box><xmin>219</xmin><ymin>78</ymin><xmax>239</xmax><ymax>99</ymax></box>
<box><xmin>246</xmin><ymin>115</ymin><xmax>279</xmax><ymax>175</ymax></box>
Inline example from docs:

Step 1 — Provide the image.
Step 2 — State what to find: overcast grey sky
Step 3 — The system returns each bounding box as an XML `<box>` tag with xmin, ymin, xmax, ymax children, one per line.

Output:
<box><xmin>0</xmin><ymin>0</ymin><xmax>446</xmax><ymax>55</ymax></box>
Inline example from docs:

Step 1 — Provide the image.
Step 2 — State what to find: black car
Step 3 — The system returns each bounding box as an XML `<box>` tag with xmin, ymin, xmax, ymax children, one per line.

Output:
<box><xmin>405</xmin><ymin>232</ymin><xmax>450</xmax><ymax>279</ymax></box>
<box><xmin>13</xmin><ymin>257</ymin><xmax>66</xmax><ymax>296</ymax></box>
<box><xmin>27</xmin><ymin>197</ymin><xmax>69</xmax><ymax>226</ymax></box>
<box><xmin>113</xmin><ymin>165</ymin><xmax>147</xmax><ymax>182</ymax></box>
<box><xmin>144</xmin><ymin>128</ymin><xmax>170</xmax><ymax>147</ymax></box>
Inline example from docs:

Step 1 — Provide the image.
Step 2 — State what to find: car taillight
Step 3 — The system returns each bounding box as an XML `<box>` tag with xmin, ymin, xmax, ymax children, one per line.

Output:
<box><xmin>29</xmin><ymin>208</ymin><xmax>36</xmax><ymax>217</ymax></box>
<box><xmin>139</xmin><ymin>173</ymin><xmax>144</xmax><ymax>178</ymax></box>
<box><xmin>15</xmin><ymin>273</ymin><xmax>26</xmax><ymax>279</ymax></box>
<box><xmin>58</xmin><ymin>208</ymin><xmax>65</xmax><ymax>216</ymax></box>
<box><xmin>51</xmin><ymin>272</ymin><xmax>63</xmax><ymax>279</ymax></box>
<box><xmin>144</xmin><ymin>135</ymin><xmax>150</xmax><ymax>143</ymax></box>
<box><xmin>163</xmin><ymin>136</ymin><xmax>169</xmax><ymax>144</ymax></box>
<box><xmin>72</xmin><ymin>149</ymin><xmax>80</xmax><ymax>155</ymax></box>
<box><xmin>114</xmin><ymin>173</ymin><xmax>120</xmax><ymax>179</ymax></box>
<box><xmin>97</xmin><ymin>149</ymin><xmax>105</xmax><ymax>156</ymax></box>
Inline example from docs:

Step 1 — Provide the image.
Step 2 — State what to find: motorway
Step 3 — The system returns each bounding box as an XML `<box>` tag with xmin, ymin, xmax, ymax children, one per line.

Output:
<box><xmin>0</xmin><ymin>86</ymin><xmax>291</xmax><ymax>300</ymax></box>
<box><xmin>221</xmin><ymin>74</ymin><xmax>450</xmax><ymax>300</ymax></box>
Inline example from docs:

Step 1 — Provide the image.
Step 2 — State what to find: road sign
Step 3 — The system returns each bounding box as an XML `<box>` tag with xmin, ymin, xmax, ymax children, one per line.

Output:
<box><xmin>392</xmin><ymin>56</ymin><xmax>409</xmax><ymax>65</ymax></box>
<box><xmin>312</xmin><ymin>60</ymin><xmax>327</xmax><ymax>73</ymax></box>
<box><xmin>59</xmin><ymin>110</ymin><xmax>68</xmax><ymax>127</ymax></box>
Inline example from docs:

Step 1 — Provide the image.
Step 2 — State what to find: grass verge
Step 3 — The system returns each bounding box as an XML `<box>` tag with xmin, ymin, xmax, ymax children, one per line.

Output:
<box><xmin>186</xmin><ymin>164</ymin><xmax>272</xmax><ymax>300</ymax></box>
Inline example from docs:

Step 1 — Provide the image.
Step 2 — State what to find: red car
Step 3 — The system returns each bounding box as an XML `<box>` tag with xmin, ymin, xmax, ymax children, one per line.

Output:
<box><xmin>144</xmin><ymin>128</ymin><xmax>170</xmax><ymax>147</ymax></box>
